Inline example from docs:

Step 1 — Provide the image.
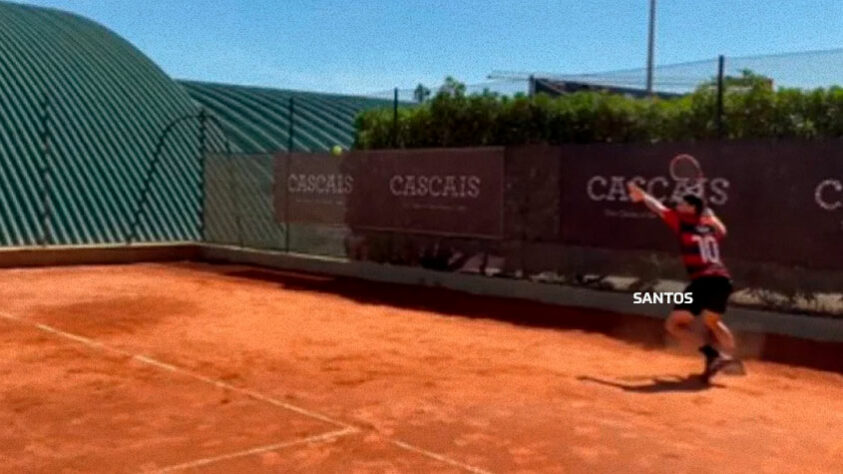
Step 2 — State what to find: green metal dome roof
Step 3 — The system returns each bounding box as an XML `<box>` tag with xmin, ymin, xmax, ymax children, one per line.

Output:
<box><xmin>0</xmin><ymin>1</ymin><xmax>202</xmax><ymax>245</ymax></box>
<box><xmin>179</xmin><ymin>80</ymin><xmax>392</xmax><ymax>153</ymax></box>
<box><xmin>0</xmin><ymin>2</ymin><xmax>394</xmax><ymax>251</ymax></box>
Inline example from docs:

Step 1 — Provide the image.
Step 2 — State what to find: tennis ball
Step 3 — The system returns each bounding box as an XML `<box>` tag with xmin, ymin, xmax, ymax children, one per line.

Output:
<box><xmin>331</xmin><ymin>145</ymin><xmax>343</xmax><ymax>156</ymax></box>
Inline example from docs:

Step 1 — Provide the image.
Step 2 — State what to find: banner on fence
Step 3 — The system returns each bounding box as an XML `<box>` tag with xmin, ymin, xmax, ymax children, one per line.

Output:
<box><xmin>557</xmin><ymin>140</ymin><xmax>843</xmax><ymax>269</ymax></box>
<box><xmin>275</xmin><ymin>141</ymin><xmax>843</xmax><ymax>269</ymax></box>
<box><xmin>274</xmin><ymin>147</ymin><xmax>505</xmax><ymax>238</ymax></box>
<box><xmin>273</xmin><ymin>153</ymin><xmax>350</xmax><ymax>226</ymax></box>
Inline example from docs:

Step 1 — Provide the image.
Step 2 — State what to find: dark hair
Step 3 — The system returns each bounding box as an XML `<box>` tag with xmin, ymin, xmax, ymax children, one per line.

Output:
<box><xmin>682</xmin><ymin>194</ymin><xmax>705</xmax><ymax>215</ymax></box>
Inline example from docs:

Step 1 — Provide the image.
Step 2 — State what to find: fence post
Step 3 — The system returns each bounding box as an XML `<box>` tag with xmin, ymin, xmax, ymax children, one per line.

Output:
<box><xmin>646</xmin><ymin>0</ymin><xmax>657</xmax><ymax>95</ymax></box>
<box><xmin>225</xmin><ymin>138</ymin><xmax>242</xmax><ymax>248</ymax></box>
<box><xmin>285</xmin><ymin>96</ymin><xmax>294</xmax><ymax>252</ymax></box>
<box><xmin>716</xmin><ymin>55</ymin><xmax>725</xmax><ymax>138</ymax></box>
<box><xmin>39</xmin><ymin>92</ymin><xmax>52</xmax><ymax>246</ymax></box>
<box><xmin>392</xmin><ymin>87</ymin><xmax>399</xmax><ymax>148</ymax></box>
<box><xmin>198</xmin><ymin>109</ymin><xmax>207</xmax><ymax>241</ymax></box>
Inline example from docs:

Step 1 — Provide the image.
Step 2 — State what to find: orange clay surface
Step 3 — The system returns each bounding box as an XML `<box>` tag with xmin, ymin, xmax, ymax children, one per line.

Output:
<box><xmin>1</xmin><ymin>262</ymin><xmax>841</xmax><ymax>474</ymax></box>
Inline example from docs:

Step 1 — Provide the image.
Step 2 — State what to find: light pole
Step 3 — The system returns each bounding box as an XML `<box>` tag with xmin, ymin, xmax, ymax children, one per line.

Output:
<box><xmin>646</xmin><ymin>0</ymin><xmax>657</xmax><ymax>95</ymax></box>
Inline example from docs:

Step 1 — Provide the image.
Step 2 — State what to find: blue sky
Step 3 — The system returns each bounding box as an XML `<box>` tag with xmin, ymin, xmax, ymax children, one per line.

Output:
<box><xmin>20</xmin><ymin>0</ymin><xmax>843</xmax><ymax>94</ymax></box>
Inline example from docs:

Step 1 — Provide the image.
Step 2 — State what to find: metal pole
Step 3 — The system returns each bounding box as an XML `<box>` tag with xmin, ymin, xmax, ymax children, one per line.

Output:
<box><xmin>40</xmin><ymin>92</ymin><xmax>52</xmax><ymax>246</ymax></box>
<box><xmin>130</xmin><ymin>113</ymin><xmax>199</xmax><ymax>244</ymax></box>
<box><xmin>716</xmin><ymin>55</ymin><xmax>725</xmax><ymax>138</ymax></box>
<box><xmin>646</xmin><ymin>0</ymin><xmax>657</xmax><ymax>95</ymax></box>
<box><xmin>285</xmin><ymin>97</ymin><xmax>294</xmax><ymax>252</ymax></box>
<box><xmin>198</xmin><ymin>109</ymin><xmax>207</xmax><ymax>241</ymax></box>
<box><xmin>287</xmin><ymin>97</ymin><xmax>294</xmax><ymax>152</ymax></box>
<box><xmin>225</xmin><ymin>137</ymin><xmax>241</xmax><ymax>247</ymax></box>
<box><xmin>393</xmin><ymin>87</ymin><xmax>399</xmax><ymax>148</ymax></box>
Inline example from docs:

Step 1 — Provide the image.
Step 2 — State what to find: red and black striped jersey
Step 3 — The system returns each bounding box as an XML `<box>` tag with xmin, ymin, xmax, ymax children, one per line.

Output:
<box><xmin>660</xmin><ymin>209</ymin><xmax>731</xmax><ymax>280</ymax></box>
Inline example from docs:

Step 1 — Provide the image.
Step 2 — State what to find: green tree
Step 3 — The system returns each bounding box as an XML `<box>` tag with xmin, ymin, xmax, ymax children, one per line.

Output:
<box><xmin>413</xmin><ymin>83</ymin><xmax>431</xmax><ymax>103</ymax></box>
<box><xmin>353</xmin><ymin>71</ymin><xmax>843</xmax><ymax>149</ymax></box>
<box><xmin>438</xmin><ymin>76</ymin><xmax>466</xmax><ymax>97</ymax></box>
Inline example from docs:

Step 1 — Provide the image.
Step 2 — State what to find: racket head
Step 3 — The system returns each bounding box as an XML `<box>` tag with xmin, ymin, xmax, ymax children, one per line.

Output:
<box><xmin>670</xmin><ymin>153</ymin><xmax>704</xmax><ymax>182</ymax></box>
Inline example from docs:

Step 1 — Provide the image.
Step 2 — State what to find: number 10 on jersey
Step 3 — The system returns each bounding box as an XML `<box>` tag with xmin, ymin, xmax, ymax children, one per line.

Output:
<box><xmin>691</xmin><ymin>235</ymin><xmax>721</xmax><ymax>263</ymax></box>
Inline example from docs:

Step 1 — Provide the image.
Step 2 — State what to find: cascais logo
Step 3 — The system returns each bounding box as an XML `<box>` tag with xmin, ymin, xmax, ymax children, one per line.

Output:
<box><xmin>389</xmin><ymin>175</ymin><xmax>482</xmax><ymax>199</ymax></box>
<box><xmin>288</xmin><ymin>174</ymin><xmax>353</xmax><ymax>195</ymax></box>
<box><xmin>587</xmin><ymin>175</ymin><xmax>730</xmax><ymax>205</ymax></box>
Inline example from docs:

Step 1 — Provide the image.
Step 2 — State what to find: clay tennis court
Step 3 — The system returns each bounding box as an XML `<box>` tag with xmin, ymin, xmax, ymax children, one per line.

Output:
<box><xmin>2</xmin><ymin>262</ymin><xmax>841</xmax><ymax>473</ymax></box>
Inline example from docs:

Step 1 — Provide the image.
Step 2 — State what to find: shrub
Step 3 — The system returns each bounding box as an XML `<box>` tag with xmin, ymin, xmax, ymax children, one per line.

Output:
<box><xmin>354</xmin><ymin>71</ymin><xmax>843</xmax><ymax>148</ymax></box>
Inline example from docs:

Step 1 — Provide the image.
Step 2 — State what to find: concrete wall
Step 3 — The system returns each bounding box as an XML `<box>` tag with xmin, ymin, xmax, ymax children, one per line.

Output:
<box><xmin>1</xmin><ymin>243</ymin><xmax>840</xmax><ymax>372</ymax></box>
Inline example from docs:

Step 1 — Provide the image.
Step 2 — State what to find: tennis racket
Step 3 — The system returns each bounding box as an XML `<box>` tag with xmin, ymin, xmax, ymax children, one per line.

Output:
<box><xmin>669</xmin><ymin>153</ymin><xmax>707</xmax><ymax>197</ymax></box>
<box><xmin>669</xmin><ymin>153</ymin><xmax>703</xmax><ymax>184</ymax></box>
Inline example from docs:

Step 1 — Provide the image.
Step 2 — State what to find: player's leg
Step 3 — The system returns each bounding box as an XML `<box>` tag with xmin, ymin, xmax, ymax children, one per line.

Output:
<box><xmin>668</xmin><ymin>278</ymin><xmax>724</xmax><ymax>377</ymax></box>
<box><xmin>664</xmin><ymin>310</ymin><xmax>703</xmax><ymax>347</ymax></box>
<box><xmin>666</xmin><ymin>307</ymin><xmax>720</xmax><ymax>379</ymax></box>
<box><xmin>698</xmin><ymin>277</ymin><xmax>735</xmax><ymax>353</ymax></box>
<box><xmin>698</xmin><ymin>277</ymin><xmax>744</xmax><ymax>378</ymax></box>
<box><xmin>701</xmin><ymin>311</ymin><xmax>745</xmax><ymax>377</ymax></box>
<box><xmin>665</xmin><ymin>279</ymin><xmax>706</xmax><ymax>347</ymax></box>
<box><xmin>701</xmin><ymin>310</ymin><xmax>735</xmax><ymax>354</ymax></box>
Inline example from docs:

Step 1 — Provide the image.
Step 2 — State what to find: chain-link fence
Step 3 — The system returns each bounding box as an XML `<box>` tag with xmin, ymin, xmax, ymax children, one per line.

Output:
<box><xmin>203</xmin><ymin>143</ymin><xmax>843</xmax><ymax>318</ymax></box>
<box><xmin>352</xmin><ymin>50</ymin><xmax>843</xmax><ymax>149</ymax></box>
<box><xmin>491</xmin><ymin>48</ymin><xmax>843</xmax><ymax>96</ymax></box>
<box><xmin>204</xmin><ymin>152</ymin><xmax>350</xmax><ymax>257</ymax></box>
<box><xmin>192</xmin><ymin>48</ymin><xmax>843</xmax><ymax>318</ymax></box>
<box><xmin>10</xmin><ymin>46</ymin><xmax>843</xmax><ymax>318</ymax></box>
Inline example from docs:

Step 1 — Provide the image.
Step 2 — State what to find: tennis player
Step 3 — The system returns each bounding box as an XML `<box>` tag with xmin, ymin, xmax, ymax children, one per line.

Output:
<box><xmin>627</xmin><ymin>182</ymin><xmax>741</xmax><ymax>382</ymax></box>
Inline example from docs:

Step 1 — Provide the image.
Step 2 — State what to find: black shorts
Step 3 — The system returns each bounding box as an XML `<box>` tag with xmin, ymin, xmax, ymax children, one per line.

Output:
<box><xmin>674</xmin><ymin>276</ymin><xmax>733</xmax><ymax>316</ymax></box>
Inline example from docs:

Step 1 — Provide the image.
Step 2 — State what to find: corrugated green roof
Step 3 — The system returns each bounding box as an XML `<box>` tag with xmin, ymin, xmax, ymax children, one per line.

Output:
<box><xmin>0</xmin><ymin>2</ymin><xmax>394</xmax><ymax>250</ymax></box>
<box><xmin>0</xmin><ymin>1</ymin><xmax>201</xmax><ymax>245</ymax></box>
<box><xmin>179</xmin><ymin>80</ymin><xmax>392</xmax><ymax>153</ymax></box>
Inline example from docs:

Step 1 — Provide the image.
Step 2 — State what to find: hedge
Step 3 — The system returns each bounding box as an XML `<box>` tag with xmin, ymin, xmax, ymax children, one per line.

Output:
<box><xmin>354</xmin><ymin>72</ymin><xmax>843</xmax><ymax>149</ymax></box>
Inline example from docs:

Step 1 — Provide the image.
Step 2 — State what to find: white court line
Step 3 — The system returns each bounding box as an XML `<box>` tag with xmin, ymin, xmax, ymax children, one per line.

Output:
<box><xmin>3</xmin><ymin>312</ymin><xmax>355</xmax><ymax>431</ymax></box>
<box><xmin>1</xmin><ymin>312</ymin><xmax>495</xmax><ymax>474</ymax></box>
<box><xmin>390</xmin><ymin>440</ymin><xmax>494</xmax><ymax>474</ymax></box>
<box><xmin>152</xmin><ymin>427</ymin><xmax>356</xmax><ymax>473</ymax></box>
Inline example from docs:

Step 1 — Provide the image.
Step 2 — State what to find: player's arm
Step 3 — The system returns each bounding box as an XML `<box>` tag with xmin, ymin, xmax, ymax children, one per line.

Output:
<box><xmin>701</xmin><ymin>208</ymin><xmax>727</xmax><ymax>237</ymax></box>
<box><xmin>627</xmin><ymin>181</ymin><xmax>679</xmax><ymax>231</ymax></box>
<box><xmin>627</xmin><ymin>182</ymin><xmax>668</xmax><ymax>216</ymax></box>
